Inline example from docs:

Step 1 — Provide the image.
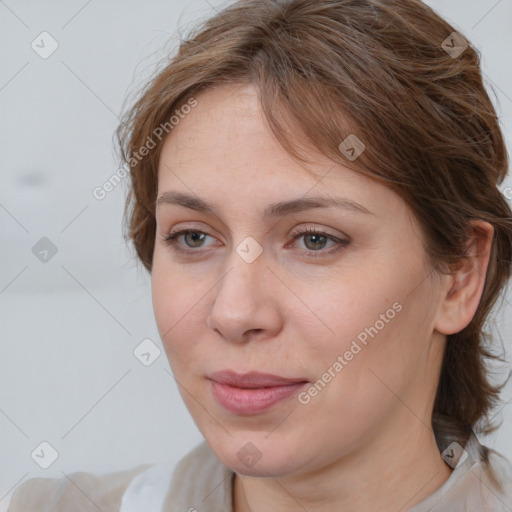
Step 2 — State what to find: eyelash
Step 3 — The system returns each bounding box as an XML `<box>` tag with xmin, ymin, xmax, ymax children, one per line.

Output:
<box><xmin>162</xmin><ymin>227</ymin><xmax>350</xmax><ymax>259</ymax></box>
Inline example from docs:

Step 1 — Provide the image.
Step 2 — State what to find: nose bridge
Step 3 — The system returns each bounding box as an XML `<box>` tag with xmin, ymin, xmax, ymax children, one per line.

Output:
<box><xmin>207</xmin><ymin>238</ymin><xmax>276</xmax><ymax>341</ymax></box>
<box><xmin>216</xmin><ymin>241</ymin><xmax>265</xmax><ymax>309</ymax></box>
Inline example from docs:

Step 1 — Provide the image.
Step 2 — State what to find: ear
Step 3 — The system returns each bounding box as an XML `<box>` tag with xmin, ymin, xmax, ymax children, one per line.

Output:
<box><xmin>434</xmin><ymin>220</ymin><xmax>494</xmax><ymax>336</ymax></box>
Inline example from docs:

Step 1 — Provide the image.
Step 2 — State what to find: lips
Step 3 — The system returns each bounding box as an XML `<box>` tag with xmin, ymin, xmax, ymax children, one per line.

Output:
<box><xmin>208</xmin><ymin>370</ymin><xmax>309</xmax><ymax>415</ymax></box>
<box><xmin>209</xmin><ymin>370</ymin><xmax>309</xmax><ymax>388</ymax></box>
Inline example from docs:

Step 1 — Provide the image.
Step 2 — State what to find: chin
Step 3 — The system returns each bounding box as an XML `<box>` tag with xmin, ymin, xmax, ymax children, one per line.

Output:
<box><xmin>204</xmin><ymin>431</ymin><xmax>307</xmax><ymax>477</ymax></box>
<box><xmin>225</xmin><ymin>453</ymin><xmax>299</xmax><ymax>478</ymax></box>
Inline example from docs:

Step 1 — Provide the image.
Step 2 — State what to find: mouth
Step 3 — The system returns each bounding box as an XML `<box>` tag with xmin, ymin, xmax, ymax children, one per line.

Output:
<box><xmin>208</xmin><ymin>370</ymin><xmax>309</xmax><ymax>415</ymax></box>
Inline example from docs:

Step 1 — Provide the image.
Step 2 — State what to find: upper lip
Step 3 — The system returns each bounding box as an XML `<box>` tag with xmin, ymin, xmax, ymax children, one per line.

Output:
<box><xmin>209</xmin><ymin>370</ymin><xmax>309</xmax><ymax>388</ymax></box>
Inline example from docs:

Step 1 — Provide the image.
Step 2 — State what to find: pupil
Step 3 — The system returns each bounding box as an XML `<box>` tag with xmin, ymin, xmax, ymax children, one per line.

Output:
<box><xmin>187</xmin><ymin>232</ymin><xmax>204</xmax><ymax>246</ymax></box>
<box><xmin>306</xmin><ymin>234</ymin><xmax>325</xmax><ymax>249</ymax></box>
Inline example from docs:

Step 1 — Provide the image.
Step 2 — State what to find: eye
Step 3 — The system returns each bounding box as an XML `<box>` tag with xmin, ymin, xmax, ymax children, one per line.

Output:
<box><xmin>288</xmin><ymin>227</ymin><xmax>350</xmax><ymax>258</ymax></box>
<box><xmin>163</xmin><ymin>229</ymin><xmax>217</xmax><ymax>254</ymax></box>
<box><xmin>162</xmin><ymin>226</ymin><xmax>350</xmax><ymax>258</ymax></box>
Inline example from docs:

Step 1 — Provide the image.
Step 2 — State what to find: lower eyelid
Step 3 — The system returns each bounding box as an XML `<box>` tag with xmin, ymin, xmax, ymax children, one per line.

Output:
<box><xmin>164</xmin><ymin>230</ymin><xmax>217</xmax><ymax>249</ymax></box>
<box><xmin>290</xmin><ymin>234</ymin><xmax>349</xmax><ymax>257</ymax></box>
<box><xmin>164</xmin><ymin>229</ymin><xmax>349</xmax><ymax>256</ymax></box>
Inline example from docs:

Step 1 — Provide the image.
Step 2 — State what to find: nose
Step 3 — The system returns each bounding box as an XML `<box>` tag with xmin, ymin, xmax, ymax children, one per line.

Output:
<box><xmin>206</xmin><ymin>251</ymin><xmax>283</xmax><ymax>344</ymax></box>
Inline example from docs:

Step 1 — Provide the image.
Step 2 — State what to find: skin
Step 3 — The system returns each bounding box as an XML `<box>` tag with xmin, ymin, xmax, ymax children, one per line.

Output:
<box><xmin>151</xmin><ymin>82</ymin><xmax>493</xmax><ymax>511</ymax></box>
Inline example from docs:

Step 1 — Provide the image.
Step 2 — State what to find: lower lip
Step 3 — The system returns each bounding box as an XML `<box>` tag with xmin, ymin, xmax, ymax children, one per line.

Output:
<box><xmin>210</xmin><ymin>380</ymin><xmax>308</xmax><ymax>415</ymax></box>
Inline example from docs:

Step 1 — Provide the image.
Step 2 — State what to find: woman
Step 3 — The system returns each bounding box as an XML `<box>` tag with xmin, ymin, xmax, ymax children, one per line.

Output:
<box><xmin>6</xmin><ymin>0</ymin><xmax>512</xmax><ymax>510</ymax></box>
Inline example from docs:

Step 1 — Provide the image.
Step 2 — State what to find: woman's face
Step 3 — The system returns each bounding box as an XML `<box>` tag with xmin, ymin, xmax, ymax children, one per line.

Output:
<box><xmin>152</xmin><ymin>83</ymin><xmax>447</xmax><ymax>476</ymax></box>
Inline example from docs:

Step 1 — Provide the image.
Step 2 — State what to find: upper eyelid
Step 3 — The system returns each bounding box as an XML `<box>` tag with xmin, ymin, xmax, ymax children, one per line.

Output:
<box><xmin>163</xmin><ymin>227</ymin><xmax>349</xmax><ymax>260</ymax></box>
<box><xmin>166</xmin><ymin>226</ymin><xmax>346</xmax><ymax>247</ymax></box>
<box><xmin>166</xmin><ymin>224</ymin><xmax>345</xmax><ymax>242</ymax></box>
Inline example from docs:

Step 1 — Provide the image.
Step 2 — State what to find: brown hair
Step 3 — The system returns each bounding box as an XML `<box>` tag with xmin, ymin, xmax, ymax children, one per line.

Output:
<box><xmin>116</xmin><ymin>0</ymin><xmax>512</xmax><ymax>440</ymax></box>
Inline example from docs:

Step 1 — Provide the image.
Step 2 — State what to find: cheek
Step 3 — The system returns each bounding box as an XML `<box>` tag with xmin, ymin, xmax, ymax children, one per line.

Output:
<box><xmin>296</xmin><ymin>272</ymin><xmax>401</xmax><ymax>353</ymax></box>
<box><xmin>296</xmin><ymin>308</ymin><xmax>412</xmax><ymax>445</ymax></box>
<box><xmin>295</xmin><ymin>270</ymin><xmax>419</xmax><ymax>395</ymax></box>
<box><xmin>303</xmin><ymin>279</ymin><xmax>435</xmax><ymax>423</ymax></box>
<box><xmin>151</xmin><ymin>260</ymin><xmax>207</xmax><ymax>361</ymax></box>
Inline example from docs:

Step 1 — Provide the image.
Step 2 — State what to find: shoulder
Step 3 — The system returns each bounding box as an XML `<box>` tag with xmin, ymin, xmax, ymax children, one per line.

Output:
<box><xmin>163</xmin><ymin>441</ymin><xmax>234</xmax><ymax>511</ymax></box>
<box><xmin>440</xmin><ymin>444</ymin><xmax>512</xmax><ymax>511</ymax></box>
<box><xmin>410</xmin><ymin>428</ymin><xmax>512</xmax><ymax>512</ymax></box>
<box><xmin>481</xmin><ymin>448</ymin><xmax>512</xmax><ymax>509</ymax></box>
<box><xmin>6</xmin><ymin>463</ymin><xmax>152</xmax><ymax>512</ymax></box>
<box><xmin>172</xmin><ymin>440</ymin><xmax>226</xmax><ymax>480</ymax></box>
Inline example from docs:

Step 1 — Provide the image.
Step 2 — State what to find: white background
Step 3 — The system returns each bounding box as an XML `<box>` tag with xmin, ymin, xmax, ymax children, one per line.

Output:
<box><xmin>1</xmin><ymin>0</ymin><xmax>511</xmax><ymax>505</ymax></box>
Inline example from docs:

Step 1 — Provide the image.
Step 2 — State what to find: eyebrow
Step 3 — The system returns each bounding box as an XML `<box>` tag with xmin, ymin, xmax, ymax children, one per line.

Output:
<box><xmin>156</xmin><ymin>191</ymin><xmax>375</xmax><ymax>217</ymax></box>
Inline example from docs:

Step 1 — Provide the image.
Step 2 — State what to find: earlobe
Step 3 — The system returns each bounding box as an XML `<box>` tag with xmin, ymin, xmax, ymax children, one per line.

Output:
<box><xmin>434</xmin><ymin>220</ymin><xmax>494</xmax><ymax>335</ymax></box>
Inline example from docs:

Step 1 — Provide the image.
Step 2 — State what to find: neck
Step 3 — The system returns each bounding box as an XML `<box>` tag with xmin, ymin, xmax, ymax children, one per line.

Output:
<box><xmin>232</xmin><ymin>425</ymin><xmax>453</xmax><ymax>512</ymax></box>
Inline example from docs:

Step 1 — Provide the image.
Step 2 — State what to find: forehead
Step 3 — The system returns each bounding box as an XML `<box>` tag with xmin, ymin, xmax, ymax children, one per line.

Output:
<box><xmin>159</xmin><ymin>83</ymin><xmax>359</xmax><ymax>183</ymax></box>
<box><xmin>159</xmin><ymin>83</ymin><xmax>301</xmax><ymax>175</ymax></box>
<box><xmin>156</xmin><ymin>83</ymin><xmax>406</xmax><ymax>222</ymax></box>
